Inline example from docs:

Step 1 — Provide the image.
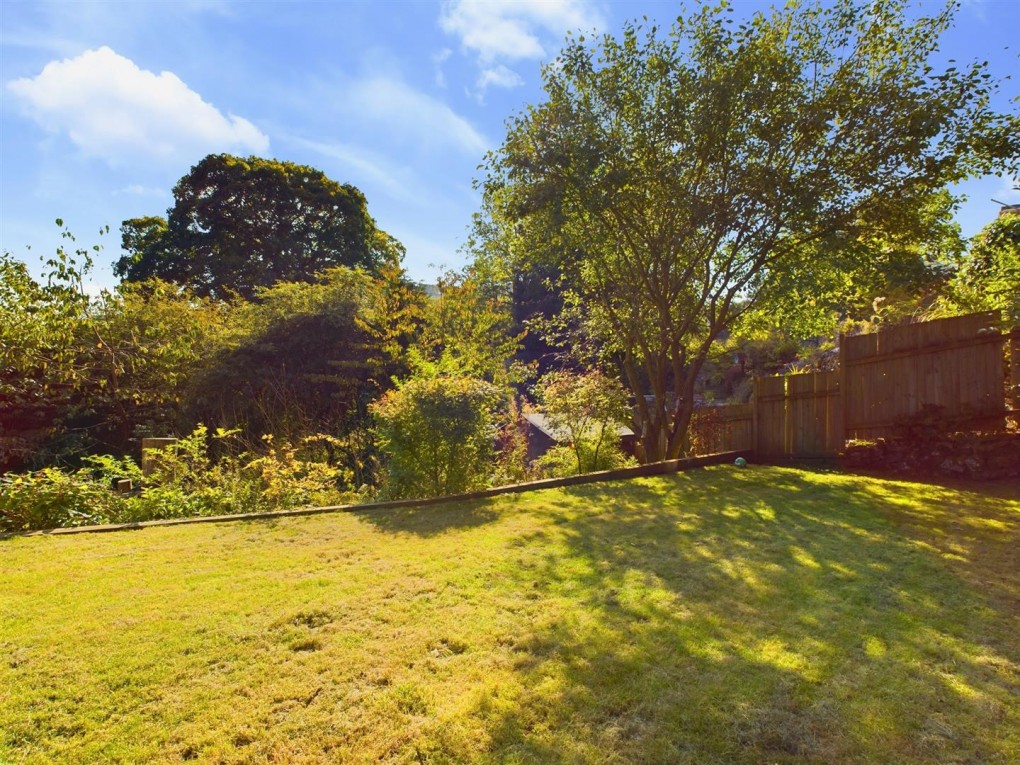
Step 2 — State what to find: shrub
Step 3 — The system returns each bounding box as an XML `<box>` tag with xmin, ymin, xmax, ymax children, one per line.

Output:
<box><xmin>0</xmin><ymin>468</ymin><xmax>123</xmax><ymax>531</ymax></box>
<box><xmin>372</xmin><ymin>374</ymin><xmax>504</xmax><ymax>499</ymax></box>
<box><xmin>535</xmin><ymin>442</ymin><xmax>634</xmax><ymax>479</ymax></box>
<box><xmin>533</xmin><ymin>370</ymin><xmax>632</xmax><ymax>475</ymax></box>
<box><xmin>0</xmin><ymin>426</ymin><xmax>361</xmax><ymax>532</ymax></box>
<box><xmin>490</xmin><ymin>399</ymin><xmax>536</xmax><ymax>487</ymax></box>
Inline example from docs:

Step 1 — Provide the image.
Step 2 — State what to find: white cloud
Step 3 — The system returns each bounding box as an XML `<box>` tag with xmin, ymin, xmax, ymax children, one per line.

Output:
<box><xmin>433</xmin><ymin>48</ymin><xmax>452</xmax><ymax>88</ymax></box>
<box><xmin>7</xmin><ymin>46</ymin><xmax>269</xmax><ymax>165</ymax></box>
<box><xmin>439</xmin><ymin>0</ymin><xmax>604</xmax><ymax>63</ymax></box>
<box><xmin>439</xmin><ymin>0</ymin><xmax>603</xmax><ymax>97</ymax></box>
<box><xmin>477</xmin><ymin>65</ymin><xmax>524</xmax><ymax>92</ymax></box>
<box><xmin>346</xmin><ymin>74</ymin><xmax>488</xmax><ymax>156</ymax></box>
<box><xmin>116</xmin><ymin>184</ymin><xmax>169</xmax><ymax>198</ymax></box>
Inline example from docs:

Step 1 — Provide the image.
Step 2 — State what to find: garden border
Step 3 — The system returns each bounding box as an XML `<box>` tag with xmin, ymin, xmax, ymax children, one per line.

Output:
<box><xmin>6</xmin><ymin>450</ymin><xmax>751</xmax><ymax>538</ymax></box>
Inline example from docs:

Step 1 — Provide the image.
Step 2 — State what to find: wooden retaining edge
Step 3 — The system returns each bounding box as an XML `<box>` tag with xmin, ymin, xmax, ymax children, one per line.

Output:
<box><xmin>4</xmin><ymin>450</ymin><xmax>752</xmax><ymax>539</ymax></box>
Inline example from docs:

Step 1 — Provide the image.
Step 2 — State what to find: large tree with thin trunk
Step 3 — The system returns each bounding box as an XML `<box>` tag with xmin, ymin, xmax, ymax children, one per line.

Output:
<box><xmin>480</xmin><ymin>0</ymin><xmax>1019</xmax><ymax>462</ymax></box>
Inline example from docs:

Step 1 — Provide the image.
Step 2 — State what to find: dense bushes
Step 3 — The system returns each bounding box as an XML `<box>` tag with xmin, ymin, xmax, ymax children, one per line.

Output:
<box><xmin>1</xmin><ymin>228</ymin><xmax>423</xmax><ymax>473</ymax></box>
<box><xmin>0</xmin><ymin>426</ymin><xmax>362</xmax><ymax>532</ymax></box>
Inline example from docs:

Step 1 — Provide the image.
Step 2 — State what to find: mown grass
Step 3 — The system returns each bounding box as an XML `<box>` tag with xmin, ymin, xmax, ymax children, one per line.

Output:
<box><xmin>1</xmin><ymin>466</ymin><xmax>1017</xmax><ymax>764</ymax></box>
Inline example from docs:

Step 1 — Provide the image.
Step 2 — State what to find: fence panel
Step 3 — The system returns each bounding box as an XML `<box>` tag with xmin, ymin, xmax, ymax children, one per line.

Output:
<box><xmin>754</xmin><ymin>372</ymin><xmax>841</xmax><ymax>459</ymax></box>
<box><xmin>841</xmin><ymin>311</ymin><xmax>1005</xmax><ymax>439</ymax></box>
<box><xmin>754</xmin><ymin>375</ymin><xmax>788</xmax><ymax>457</ymax></box>
<box><xmin>785</xmin><ymin>371</ymin><xmax>841</xmax><ymax>456</ymax></box>
<box><xmin>690</xmin><ymin>404</ymin><xmax>753</xmax><ymax>454</ymax></box>
<box><xmin>690</xmin><ymin>312</ymin><xmax>1010</xmax><ymax>462</ymax></box>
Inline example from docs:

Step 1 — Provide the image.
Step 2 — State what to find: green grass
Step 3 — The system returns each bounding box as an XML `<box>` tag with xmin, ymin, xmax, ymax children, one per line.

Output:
<box><xmin>1</xmin><ymin>466</ymin><xmax>1017</xmax><ymax>764</ymax></box>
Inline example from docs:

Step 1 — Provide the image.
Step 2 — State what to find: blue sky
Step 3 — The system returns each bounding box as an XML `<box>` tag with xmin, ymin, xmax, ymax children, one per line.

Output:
<box><xmin>2</xmin><ymin>0</ymin><xmax>1018</xmax><ymax>289</ymax></box>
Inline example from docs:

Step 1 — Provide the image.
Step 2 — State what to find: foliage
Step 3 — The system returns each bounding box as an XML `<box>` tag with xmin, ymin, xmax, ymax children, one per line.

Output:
<box><xmin>0</xmin><ymin>222</ymin><xmax>96</xmax><ymax>384</ymax></box>
<box><xmin>372</xmin><ymin>373</ymin><xmax>504</xmax><ymax>499</ymax></box>
<box><xmin>467</xmin><ymin>204</ymin><xmax>572</xmax><ymax>378</ymax></box>
<box><xmin>2</xmin><ymin>222</ymin><xmax>422</xmax><ymax>475</ymax></box>
<box><xmin>481</xmin><ymin>0</ymin><xmax>1019</xmax><ymax>461</ymax></box>
<box><xmin>490</xmin><ymin>397</ymin><xmax>535</xmax><ymax>486</ymax></box>
<box><xmin>941</xmin><ymin>211</ymin><xmax>1020</xmax><ymax>325</ymax></box>
<box><xmin>81</xmin><ymin>279</ymin><xmax>232</xmax><ymax>454</ymax></box>
<box><xmin>186</xmin><ymin>266</ymin><xmax>422</xmax><ymax>447</ymax></box>
<box><xmin>418</xmin><ymin>269</ymin><xmax>526</xmax><ymax>386</ymax></box>
<box><xmin>534</xmin><ymin>442</ymin><xmax>634</xmax><ymax>478</ymax></box>
<box><xmin>115</xmin><ymin>154</ymin><xmax>400</xmax><ymax>299</ymax></box>
<box><xmin>533</xmin><ymin>370</ymin><xmax>632</xmax><ymax>475</ymax></box>
<box><xmin>0</xmin><ymin>466</ymin><xmax>122</xmax><ymax>531</ymax></box>
<box><xmin>0</xmin><ymin>425</ymin><xmax>361</xmax><ymax>532</ymax></box>
<box><xmin>1</xmin><ymin>223</ymin><xmax>238</xmax><ymax>467</ymax></box>
<box><xmin>738</xmin><ymin>190</ymin><xmax>966</xmax><ymax>337</ymax></box>
<box><xmin>1</xmin><ymin>224</ymin><xmax>105</xmax><ymax>468</ymax></box>
<box><xmin>244</xmin><ymin>433</ymin><xmax>359</xmax><ymax>512</ymax></box>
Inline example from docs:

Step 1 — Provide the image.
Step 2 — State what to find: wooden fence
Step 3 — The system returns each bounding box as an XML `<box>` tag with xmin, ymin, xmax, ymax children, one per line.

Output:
<box><xmin>754</xmin><ymin>371</ymin><xmax>842</xmax><ymax>458</ymax></box>
<box><xmin>840</xmin><ymin>311</ymin><xmax>1005</xmax><ymax>439</ymax></box>
<box><xmin>689</xmin><ymin>404</ymin><xmax>753</xmax><ymax>454</ymax></box>
<box><xmin>691</xmin><ymin>312</ymin><xmax>1013</xmax><ymax>460</ymax></box>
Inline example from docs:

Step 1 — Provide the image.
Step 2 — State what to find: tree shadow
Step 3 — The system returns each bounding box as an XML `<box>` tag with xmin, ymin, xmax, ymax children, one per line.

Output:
<box><xmin>845</xmin><ymin>474</ymin><xmax>1020</xmax><ymax>617</ymax></box>
<box><xmin>453</xmin><ymin>467</ymin><xmax>1018</xmax><ymax>763</ymax></box>
<box><xmin>353</xmin><ymin>497</ymin><xmax>505</xmax><ymax>537</ymax></box>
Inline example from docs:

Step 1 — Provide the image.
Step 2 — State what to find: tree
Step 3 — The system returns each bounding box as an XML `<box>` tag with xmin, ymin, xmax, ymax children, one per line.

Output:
<box><xmin>115</xmin><ymin>154</ymin><xmax>400</xmax><ymax>299</ymax></box>
<box><xmin>737</xmin><ymin>189</ymin><xmax>966</xmax><ymax>338</ymax></box>
<box><xmin>83</xmin><ymin>280</ymin><xmax>231</xmax><ymax>453</ymax></box>
<box><xmin>186</xmin><ymin>266</ymin><xmax>422</xmax><ymax>452</ymax></box>
<box><xmin>2</xmin><ymin>224</ymin><xmax>102</xmax><ymax>468</ymax></box>
<box><xmin>481</xmin><ymin>0</ymin><xmax>1019</xmax><ymax>461</ymax></box>
<box><xmin>1</xmin><ymin>223</ymin><xmax>230</xmax><ymax>467</ymax></box>
<box><xmin>418</xmin><ymin>268</ymin><xmax>525</xmax><ymax>386</ymax></box>
<box><xmin>534</xmin><ymin>370</ymin><xmax>632</xmax><ymax>475</ymax></box>
<box><xmin>944</xmin><ymin>209</ymin><xmax>1019</xmax><ymax>325</ymax></box>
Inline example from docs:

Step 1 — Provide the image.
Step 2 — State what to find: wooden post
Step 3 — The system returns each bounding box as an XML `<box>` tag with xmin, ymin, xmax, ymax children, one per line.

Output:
<box><xmin>1010</xmin><ymin>328</ymin><xmax>1020</xmax><ymax>414</ymax></box>
<box><xmin>838</xmin><ymin>332</ymin><xmax>848</xmax><ymax>446</ymax></box>
<box><xmin>751</xmin><ymin>377</ymin><xmax>759</xmax><ymax>460</ymax></box>
<box><xmin>141</xmin><ymin>437</ymin><xmax>178</xmax><ymax>477</ymax></box>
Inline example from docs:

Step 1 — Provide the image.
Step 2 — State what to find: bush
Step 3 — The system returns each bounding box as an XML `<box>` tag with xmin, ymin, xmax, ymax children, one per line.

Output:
<box><xmin>490</xmin><ymin>400</ymin><xmax>536</xmax><ymax>486</ymax></box>
<box><xmin>533</xmin><ymin>370</ymin><xmax>632</xmax><ymax>475</ymax></box>
<box><xmin>372</xmin><ymin>374</ymin><xmax>504</xmax><ymax>499</ymax></box>
<box><xmin>0</xmin><ymin>426</ymin><xmax>362</xmax><ymax>532</ymax></box>
<box><xmin>535</xmin><ymin>442</ymin><xmax>634</xmax><ymax>479</ymax></box>
<box><xmin>0</xmin><ymin>468</ymin><xmax>123</xmax><ymax>531</ymax></box>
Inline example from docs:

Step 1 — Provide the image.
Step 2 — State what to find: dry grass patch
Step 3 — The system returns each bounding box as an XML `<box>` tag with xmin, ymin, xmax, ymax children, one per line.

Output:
<box><xmin>1</xmin><ymin>466</ymin><xmax>1017</xmax><ymax>763</ymax></box>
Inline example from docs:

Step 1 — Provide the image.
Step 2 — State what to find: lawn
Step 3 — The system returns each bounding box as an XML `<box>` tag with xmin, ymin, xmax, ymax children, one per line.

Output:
<box><xmin>1</xmin><ymin>466</ymin><xmax>1017</xmax><ymax>764</ymax></box>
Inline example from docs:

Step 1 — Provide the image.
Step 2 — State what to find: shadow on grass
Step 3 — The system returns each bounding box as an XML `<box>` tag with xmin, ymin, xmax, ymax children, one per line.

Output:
<box><xmin>460</xmin><ymin>467</ymin><xmax>1018</xmax><ymax>763</ymax></box>
<box><xmin>354</xmin><ymin>498</ymin><xmax>503</xmax><ymax>537</ymax></box>
<box><xmin>848</xmin><ymin>474</ymin><xmax>1020</xmax><ymax>616</ymax></box>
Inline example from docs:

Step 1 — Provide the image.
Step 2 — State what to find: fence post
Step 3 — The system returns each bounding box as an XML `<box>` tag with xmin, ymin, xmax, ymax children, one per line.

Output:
<box><xmin>751</xmin><ymin>377</ymin><xmax>759</xmax><ymax>460</ymax></box>
<box><xmin>1010</xmin><ymin>328</ymin><xmax>1020</xmax><ymax>414</ymax></box>
<box><xmin>838</xmin><ymin>332</ymin><xmax>848</xmax><ymax>446</ymax></box>
<box><xmin>783</xmin><ymin>375</ymin><xmax>791</xmax><ymax>454</ymax></box>
<box><xmin>141</xmin><ymin>437</ymin><xmax>178</xmax><ymax>477</ymax></box>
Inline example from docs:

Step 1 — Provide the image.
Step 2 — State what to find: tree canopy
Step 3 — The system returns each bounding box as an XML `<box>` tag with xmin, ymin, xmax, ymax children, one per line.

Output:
<box><xmin>480</xmin><ymin>0</ymin><xmax>1019</xmax><ymax>461</ymax></box>
<box><xmin>944</xmin><ymin>209</ymin><xmax>1020</xmax><ymax>325</ymax></box>
<box><xmin>115</xmin><ymin>154</ymin><xmax>401</xmax><ymax>299</ymax></box>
